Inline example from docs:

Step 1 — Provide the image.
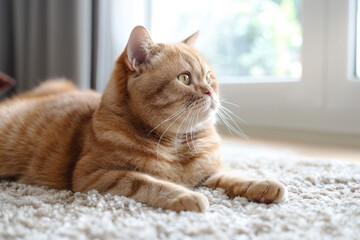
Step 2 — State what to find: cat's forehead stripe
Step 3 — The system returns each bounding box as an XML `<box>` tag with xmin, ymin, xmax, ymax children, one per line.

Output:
<box><xmin>180</xmin><ymin>49</ymin><xmax>207</xmax><ymax>79</ymax></box>
<box><xmin>179</xmin><ymin>55</ymin><xmax>192</xmax><ymax>71</ymax></box>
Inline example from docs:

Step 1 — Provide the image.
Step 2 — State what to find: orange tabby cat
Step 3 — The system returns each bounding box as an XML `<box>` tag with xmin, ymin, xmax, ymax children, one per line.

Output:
<box><xmin>0</xmin><ymin>26</ymin><xmax>286</xmax><ymax>212</ymax></box>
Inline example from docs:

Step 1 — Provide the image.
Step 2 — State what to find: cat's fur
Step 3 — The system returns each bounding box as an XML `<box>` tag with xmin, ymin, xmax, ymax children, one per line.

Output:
<box><xmin>0</xmin><ymin>26</ymin><xmax>286</xmax><ymax>212</ymax></box>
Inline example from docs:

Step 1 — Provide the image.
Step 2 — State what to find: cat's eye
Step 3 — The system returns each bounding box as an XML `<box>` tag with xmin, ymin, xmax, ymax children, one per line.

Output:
<box><xmin>206</xmin><ymin>73</ymin><xmax>212</xmax><ymax>84</ymax></box>
<box><xmin>177</xmin><ymin>73</ymin><xmax>191</xmax><ymax>85</ymax></box>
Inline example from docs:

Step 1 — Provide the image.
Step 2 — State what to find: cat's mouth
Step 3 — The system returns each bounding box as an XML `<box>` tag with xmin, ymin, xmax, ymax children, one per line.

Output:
<box><xmin>201</xmin><ymin>99</ymin><xmax>218</xmax><ymax>121</ymax></box>
<box><xmin>209</xmin><ymin>97</ymin><xmax>219</xmax><ymax>112</ymax></box>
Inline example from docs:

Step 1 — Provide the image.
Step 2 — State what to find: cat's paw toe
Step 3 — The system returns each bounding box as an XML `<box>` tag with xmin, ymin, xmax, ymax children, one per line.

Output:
<box><xmin>249</xmin><ymin>179</ymin><xmax>287</xmax><ymax>203</ymax></box>
<box><xmin>166</xmin><ymin>192</ymin><xmax>209</xmax><ymax>212</ymax></box>
<box><xmin>230</xmin><ymin>179</ymin><xmax>287</xmax><ymax>203</ymax></box>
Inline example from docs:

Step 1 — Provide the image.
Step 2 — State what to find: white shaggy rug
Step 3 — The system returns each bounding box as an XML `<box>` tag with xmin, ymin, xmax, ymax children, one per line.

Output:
<box><xmin>1</xmin><ymin>141</ymin><xmax>360</xmax><ymax>240</ymax></box>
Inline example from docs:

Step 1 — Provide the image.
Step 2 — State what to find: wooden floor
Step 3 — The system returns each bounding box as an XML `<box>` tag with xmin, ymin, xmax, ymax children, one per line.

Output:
<box><xmin>221</xmin><ymin>135</ymin><xmax>360</xmax><ymax>163</ymax></box>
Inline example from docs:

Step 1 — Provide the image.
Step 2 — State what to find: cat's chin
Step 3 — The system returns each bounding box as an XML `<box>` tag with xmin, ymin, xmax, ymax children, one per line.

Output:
<box><xmin>208</xmin><ymin>96</ymin><xmax>219</xmax><ymax>111</ymax></box>
<box><xmin>195</xmin><ymin>110</ymin><xmax>217</xmax><ymax>129</ymax></box>
<box><xmin>210</xmin><ymin>101</ymin><xmax>218</xmax><ymax>111</ymax></box>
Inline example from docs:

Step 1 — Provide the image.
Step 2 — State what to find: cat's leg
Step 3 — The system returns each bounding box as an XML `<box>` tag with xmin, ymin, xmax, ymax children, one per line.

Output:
<box><xmin>203</xmin><ymin>171</ymin><xmax>287</xmax><ymax>203</ymax></box>
<box><xmin>73</xmin><ymin>169</ymin><xmax>209</xmax><ymax>212</ymax></box>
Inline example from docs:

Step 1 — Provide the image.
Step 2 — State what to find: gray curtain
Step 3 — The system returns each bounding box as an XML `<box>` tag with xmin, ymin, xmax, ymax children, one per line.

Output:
<box><xmin>0</xmin><ymin>0</ymin><xmax>94</xmax><ymax>95</ymax></box>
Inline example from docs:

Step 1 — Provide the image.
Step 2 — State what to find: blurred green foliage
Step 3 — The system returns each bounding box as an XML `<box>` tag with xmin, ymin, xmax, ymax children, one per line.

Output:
<box><xmin>152</xmin><ymin>0</ymin><xmax>302</xmax><ymax>79</ymax></box>
<box><xmin>200</xmin><ymin>0</ymin><xmax>302</xmax><ymax>78</ymax></box>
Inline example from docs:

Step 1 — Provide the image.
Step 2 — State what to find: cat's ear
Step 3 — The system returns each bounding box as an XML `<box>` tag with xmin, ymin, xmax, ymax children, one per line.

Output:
<box><xmin>125</xmin><ymin>26</ymin><xmax>154</xmax><ymax>72</ymax></box>
<box><xmin>182</xmin><ymin>31</ymin><xmax>199</xmax><ymax>48</ymax></box>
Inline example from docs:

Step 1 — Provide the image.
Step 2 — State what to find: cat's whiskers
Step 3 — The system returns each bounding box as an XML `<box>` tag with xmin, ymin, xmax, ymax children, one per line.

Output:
<box><xmin>189</xmin><ymin>109</ymin><xmax>200</xmax><ymax>153</ymax></box>
<box><xmin>217</xmin><ymin>111</ymin><xmax>235</xmax><ymax>137</ymax></box>
<box><xmin>218</xmin><ymin>110</ymin><xmax>240</xmax><ymax>136</ymax></box>
<box><xmin>174</xmin><ymin>110</ymin><xmax>192</xmax><ymax>153</ymax></box>
<box><xmin>218</xmin><ymin>105</ymin><xmax>247</xmax><ymax>136</ymax></box>
<box><xmin>148</xmin><ymin>106</ymin><xmax>187</xmax><ymax>136</ymax></box>
<box><xmin>219</xmin><ymin>98</ymin><xmax>240</xmax><ymax>108</ymax></box>
<box><xmin>193</xmin><ymin>109</ymin><xmax>201</xmax><ymax>151</ymax></box>
<box><xmin>185</xmin><ymin>109</ymin><xmax>194</xmax><ymax>149</ymax></box>
<box><xmin>156</xmin><ymin>110</ymin><xmax>187</xmax><ymax>161</ymax></box>
<box><xmin>218</xmin><ymin>104</ymin><xmax>247</xmax><ymax>124</ymax></box>
<box><xmin>217</xmin><ymin>99</ymin><xmax>248</xmax><ymax>138</ymax></box>
<box><xmin>195</xmin><ymin>107</ymin><xmax>201</xmax><ymax>127</ymax></box>
<box><xmin>217</xmin><ymin>105</ymin><xmax>247</xmax><ymax>138</ymax></box>
<box><xmin>173</xmin><ymin>100</ymin><xmax>211</xmax><ymax>153</ymax></box>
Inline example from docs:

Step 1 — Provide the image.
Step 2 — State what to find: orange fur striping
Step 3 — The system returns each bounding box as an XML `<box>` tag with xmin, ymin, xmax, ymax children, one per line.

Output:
<box><xmin>0</xmin><ymin>26</ymin><xmax>286</xmax><ymax>212</ymax></box>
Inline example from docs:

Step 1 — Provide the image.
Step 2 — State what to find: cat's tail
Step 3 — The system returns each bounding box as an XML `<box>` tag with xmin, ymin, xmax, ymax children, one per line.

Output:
<box><xmin>17</xmin><ymin>78</ymin><xmax>78</xmax><ymax>98</ymax></box>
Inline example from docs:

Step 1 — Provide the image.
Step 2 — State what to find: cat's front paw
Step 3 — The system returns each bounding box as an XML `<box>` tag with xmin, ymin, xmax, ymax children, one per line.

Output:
<box><xmin>165</xmin><ymin>191</ymin><xmax>209</xmax><ymax>212</ymax></box>
<box><xmin>229</xmin><ymin>179</ymin><xmax>287</xmax><ymax>203</ymax></box>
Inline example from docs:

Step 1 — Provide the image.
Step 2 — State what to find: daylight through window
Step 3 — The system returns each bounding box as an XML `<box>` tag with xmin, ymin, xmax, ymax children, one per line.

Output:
<box><xmin>151</xmin><ymin>0</ymin><xmax>302</xmax><ymax>81</ymax></box>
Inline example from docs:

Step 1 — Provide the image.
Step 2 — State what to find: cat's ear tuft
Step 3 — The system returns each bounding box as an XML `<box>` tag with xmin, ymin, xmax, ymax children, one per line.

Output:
<box><xmin>125</xmin><ymin>26</ymin><xmax>154</xmax><ymax>72</ymax></box>
<box><xmin>182</xmin><ymin>31</ymin><xmax>199</xmax><ymax>48</ymax></box>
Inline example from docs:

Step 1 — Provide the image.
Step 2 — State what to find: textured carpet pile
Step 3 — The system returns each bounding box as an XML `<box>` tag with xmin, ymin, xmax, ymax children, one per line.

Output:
<box><xmin>0</xmin><ymin>142</ymin><xmax>359</xmax><ymax>239</ymax></box>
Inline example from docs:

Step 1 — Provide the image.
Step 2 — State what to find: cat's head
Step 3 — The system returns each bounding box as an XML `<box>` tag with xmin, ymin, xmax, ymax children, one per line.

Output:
<box><xmin>111</xmin><ymin>26</ymin><xmax>219</xmax><ymax>136</ymax></box>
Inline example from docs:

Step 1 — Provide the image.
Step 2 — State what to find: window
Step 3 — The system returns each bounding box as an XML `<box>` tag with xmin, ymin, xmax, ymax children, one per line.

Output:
<box><xmin>151</xmin><ymin>0</ymin><xmax>302</xmax><ymax>82</ymax></box>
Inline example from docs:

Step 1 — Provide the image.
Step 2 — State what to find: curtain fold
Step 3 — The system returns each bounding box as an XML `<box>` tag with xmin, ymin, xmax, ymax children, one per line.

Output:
<box><xmin>0</xmin><ymin>0</ymin><xmax>14</xmax><ymax>93</ymax></box>
<box><xmin>0</xmin><ymin>0</ymin><xmax>93</xmax><ymax>93</ymax></box>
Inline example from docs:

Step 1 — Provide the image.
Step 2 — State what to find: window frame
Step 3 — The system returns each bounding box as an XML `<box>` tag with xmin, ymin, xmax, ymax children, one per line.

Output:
<box><xmin>219</xmin><ymin>0</ymin><xmax>360</xmax><ymax>135</ymax></box>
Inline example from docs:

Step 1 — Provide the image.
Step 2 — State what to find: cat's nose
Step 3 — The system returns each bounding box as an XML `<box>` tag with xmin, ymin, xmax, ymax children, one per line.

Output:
<box><xmin>200</xmin><ymin>86</ymin><xmax>213</xmax><ymax>97</ymax></box>
<box><xmin>204</xmin><ymin>88</ymin><xmax>213</xmax><ymax>98</ymax></box>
